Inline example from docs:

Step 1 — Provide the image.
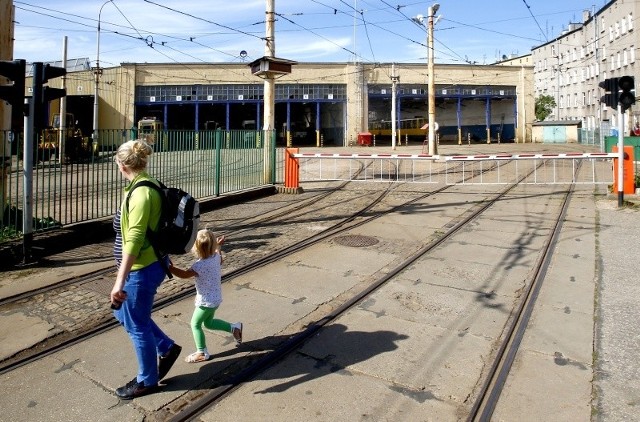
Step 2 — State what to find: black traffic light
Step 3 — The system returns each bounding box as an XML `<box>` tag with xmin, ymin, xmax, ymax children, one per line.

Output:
<box><xmin>0</xmin><ymin>59</ymin><xmax>26</xmax><ymax>118</ymax></box>
<box><xmin>618</xmin><ymin>75</ymin><xmax>635</xmax><ymax>112</ymax></box>
<box><xmin>41</xmin><ymin>63</ymin><xmax>67</xmax><ymax>103</ymax></box>
<box><xmin>599</xmin><ymin>77</ymin><xmax>619</xmax><ymax>109</ymax></box>
<box><xmin>31</xmin><ymin>62</ymin><xmax>67</xmax><ymax>131</ymax></box>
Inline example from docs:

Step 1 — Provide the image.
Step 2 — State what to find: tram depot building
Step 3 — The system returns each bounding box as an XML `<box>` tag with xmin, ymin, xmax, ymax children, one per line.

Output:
<box><xmin>30</xmin><ymin>61</ymin><xmax>534</xmax><ymax>147</ymax></box>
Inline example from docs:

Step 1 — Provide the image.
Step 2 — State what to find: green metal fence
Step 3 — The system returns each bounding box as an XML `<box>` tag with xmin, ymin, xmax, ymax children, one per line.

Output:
<box><xmin>1</xmin><ymin>129</ymin><xmax>280</xmax><ymax>243</ymax></box>
<box><xmin>578</xmin><ymin>128</ymin><xmax>601</xmax><ymax>146</ymax></box>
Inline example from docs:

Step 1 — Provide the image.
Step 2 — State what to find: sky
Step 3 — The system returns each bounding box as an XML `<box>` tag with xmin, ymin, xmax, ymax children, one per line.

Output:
<box><xmin>10</xmin><ymin>0</ymin><xmax>610</xmax><ymax>68</ymax></box>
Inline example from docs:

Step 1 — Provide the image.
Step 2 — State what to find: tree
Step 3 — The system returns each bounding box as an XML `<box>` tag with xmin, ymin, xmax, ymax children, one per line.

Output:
<box><xmin>535</xmin><ymin>95</ymin><xmax>556</xmax><ymax>121</ymax></box>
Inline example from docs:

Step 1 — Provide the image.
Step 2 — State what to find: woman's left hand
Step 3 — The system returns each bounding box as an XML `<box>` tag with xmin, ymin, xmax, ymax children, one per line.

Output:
<box><xmin>110</xmin><ymin>286</ymin><xmax>127</xmax><ymax>307</ymax></box>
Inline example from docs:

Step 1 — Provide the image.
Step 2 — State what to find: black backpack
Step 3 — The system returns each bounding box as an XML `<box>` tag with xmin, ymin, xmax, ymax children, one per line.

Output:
<box><xmin>126</xmin><ymin>180</ymin><xmax>200</xmax><ymax>278</ymax></box>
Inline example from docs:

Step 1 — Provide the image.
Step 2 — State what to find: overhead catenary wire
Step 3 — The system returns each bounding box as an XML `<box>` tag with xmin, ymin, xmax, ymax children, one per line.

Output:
<box><xmin>13</xmin><ymin>0</ymin><xmax>590</xmax><ymax>78</ymax></box>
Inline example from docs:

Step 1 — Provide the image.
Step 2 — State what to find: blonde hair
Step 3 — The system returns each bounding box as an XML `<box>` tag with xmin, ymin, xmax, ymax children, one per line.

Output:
<box><xmin>192</xmin><ymin>229</ymin><xmax>220</xmax><ymax>259</ymax></box>
<box><xmin>116</xmin><ymin>139</ymin><xmax>153</xmax><ymax>172</ymax></box>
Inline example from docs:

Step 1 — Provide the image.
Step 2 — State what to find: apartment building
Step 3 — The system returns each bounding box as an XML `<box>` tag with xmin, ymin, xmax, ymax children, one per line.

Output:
<box><xmin>532</xmin><ymin>0</ymin><xmax>638</xmax><ymax>132</ymax></box>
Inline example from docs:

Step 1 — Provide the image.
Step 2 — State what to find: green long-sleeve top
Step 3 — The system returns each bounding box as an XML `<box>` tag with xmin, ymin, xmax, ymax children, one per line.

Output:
<box><xmin>120</xmin><ymin>172</ymin><xmax>162</xmax><ymax>271</ymax></box>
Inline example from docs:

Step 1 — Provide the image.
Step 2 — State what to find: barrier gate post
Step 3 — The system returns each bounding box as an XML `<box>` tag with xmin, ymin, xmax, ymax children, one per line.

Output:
<box><xmin>283</xmin><ymin>147</ymin><xmax>303</xmax><ymax>193</ymax></box>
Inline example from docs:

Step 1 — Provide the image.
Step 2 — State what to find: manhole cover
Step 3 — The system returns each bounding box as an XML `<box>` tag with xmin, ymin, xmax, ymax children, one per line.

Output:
<box><xmin>82</xmin><ymin>277</ymin><xmax>115</xmax><ymax>295</ymax></box>
<box><xmin>333</xmin><ymin>234</ymin><xmax>379</xmax><ymax>247</ymax></box>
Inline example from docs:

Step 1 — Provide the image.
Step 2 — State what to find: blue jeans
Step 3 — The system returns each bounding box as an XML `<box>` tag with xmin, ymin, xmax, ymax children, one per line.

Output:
<box><xmin>113</xmin><ymin>260</ymin><xmax>174</xmax><ymax>386</ymax></box>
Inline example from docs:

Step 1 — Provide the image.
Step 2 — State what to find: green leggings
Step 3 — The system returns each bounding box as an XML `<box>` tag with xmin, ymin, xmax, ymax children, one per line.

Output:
<box><xmin>191</xmin><ymin>306</ymin><xmax>232</xmax><ymax>351</ymax></box>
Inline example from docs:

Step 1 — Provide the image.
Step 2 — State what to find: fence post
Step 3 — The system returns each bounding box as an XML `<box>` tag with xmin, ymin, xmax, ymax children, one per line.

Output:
<box><xmin>215</xmin><ymin>130</ymin><xmax>221</xmax><ymax>197</ymax></box>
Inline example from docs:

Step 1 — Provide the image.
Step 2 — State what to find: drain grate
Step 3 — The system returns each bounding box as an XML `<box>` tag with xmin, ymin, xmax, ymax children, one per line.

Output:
<box><xmin>333</xmin><ymin>234</ymin><xmax>379</xmax><ymax>248</ymax></box>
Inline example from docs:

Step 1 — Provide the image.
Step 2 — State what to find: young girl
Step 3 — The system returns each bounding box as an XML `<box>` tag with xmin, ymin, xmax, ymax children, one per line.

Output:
<box><xmin>169</xmin><ymin>229</ymin><xmax>243</xmax><ymax>363</ymax></box>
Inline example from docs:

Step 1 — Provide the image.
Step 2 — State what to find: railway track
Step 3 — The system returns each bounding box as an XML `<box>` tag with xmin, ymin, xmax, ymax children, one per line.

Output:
<box><xmin>0</xmin><ymin>159</ymin><xmax>591</xmax><ymax>421</ymax></box>
<box><xmin>162</xmin><ymin>171</ymin><xmax>576</xmax><ymax>421</ymax></box>
<box><xmin>0</xmin><ymin>173</ymin><xmax>436</xmax><ymax>373</ymax></box>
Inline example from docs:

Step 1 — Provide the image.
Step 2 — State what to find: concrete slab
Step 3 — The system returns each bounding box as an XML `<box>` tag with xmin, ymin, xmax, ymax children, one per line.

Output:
<box><xmin>0</xmin><ymin>259</ymin><xmax>113</xmax><ymax>300</ymax></box>
<box><xmin>493</xmin><ymin>349</ymin><xmax>592</xmax><ymax>422</ymax></box>
<box><xmin>199</xmin><ymin>352</ymin><xmax>460</xmax><ymax>422</ymax></box>
<box><xmin>404</xmin><ymin>255</ymin><xmax>525</xmax><ymax>300</ymax></box>
<box><xmin>0</xmin><ymin>311</ymin><xmax>62</xmax><ymax>361</ymax></box>
<box><xmin>163</xmin><ymin>282</ymin><xmax>318</xmax><ymax>350</ymax></box>
<box><xmin>298</xmin><ymin>311</ymin><xmax>491</xmax><ymax>405</ymax></box>
<box><xmin>358</xmin><ymin>277</ymin><xmax>511</xmax><ymax>341</ymax></box>
<box><xmin>354</xmin><ymin>201</ymin><xmax>478</xmax><ymax>233</ymax></box>
<box><xmin>520</xmin><ymin>302</ymin><xmax>594</xmax><ymax>364</ymax></box>
<box><xmin>537</xmin><ymin>255</ymin><xmax>596</xmax><ymax>315</ymax></box>
<box><xmin>236</xmin><ymin>244</ymin><xmax>396</xmax><ymax>305</ymax></box>
<box><xmin>0</xmin><ymin>354</ymin><xmax>143</xmax><ymax>421</ymax></box>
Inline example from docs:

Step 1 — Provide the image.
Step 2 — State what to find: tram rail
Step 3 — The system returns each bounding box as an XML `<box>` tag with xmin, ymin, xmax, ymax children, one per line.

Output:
<box><xmin>0</xmin><ymin>154</ymin><xmax>603</xmax><ymax>421</ymax></box>
<box><xmin>0</xmin><ymin>158</ymin><xmax>491</xmax><ymax>375</ymax></box>
<box><xmin>165</xmin><ymin>163</ymin><xmax>579</xmax><ymax>421</ymax></box>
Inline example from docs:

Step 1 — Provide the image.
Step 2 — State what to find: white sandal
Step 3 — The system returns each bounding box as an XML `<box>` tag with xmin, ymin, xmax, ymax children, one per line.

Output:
<box><xmin>184</xmin><ymin>351</ymin><xmax>210</xmax><ymax>363</ymax></box>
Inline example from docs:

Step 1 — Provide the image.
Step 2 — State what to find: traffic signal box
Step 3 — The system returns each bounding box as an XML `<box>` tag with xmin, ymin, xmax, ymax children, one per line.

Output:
<box><xmin>618</xmin><ymin>76</ymin><xmax>635</xmax><ymax>112</ymax></box>
<box><xmin>599</xmin><ymin>76</ymin><xmax>635</xmax><ymax>111</ymax></box>
<box><xmin>0</xmin><ymin>59</ymin><xmax>27</xmax><ymax>126</ymax></box>
<box><xmin>599</xmin><ymin>77</ymin><xmax>619</xmax><ymax>109</ymax></box>
<box><xmin>31</xmin><ymin>62</ymin><xmax>67</xmax><ymax>131</ymax></box>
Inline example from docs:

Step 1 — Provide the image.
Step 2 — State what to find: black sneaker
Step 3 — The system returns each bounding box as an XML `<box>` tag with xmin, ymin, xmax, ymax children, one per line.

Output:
<box><xmin>158</xmin><ymin>343</ymin><xmax>182</xmax><ymax>380</ymax></box>
<box><xmin>115</xmin><ymin>377</ymin><xmax>158</xmax><ymax>400</ymax></box>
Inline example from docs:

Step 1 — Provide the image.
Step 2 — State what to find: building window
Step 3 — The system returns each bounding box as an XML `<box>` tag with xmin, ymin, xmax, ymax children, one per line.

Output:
<box><xmin>615</xmin><ymin>22</ymin><xmax>620</xmax><ymax>38</ymax></box>
<box><xmin>617</xmin><ymin>52</ymin><xmax>622</xmax><ymax>68</ymax></box>
<box><xmin>631</xmin><ymin>47</ymin><xmax>635</xmax><ymax>63</ymax></box>
<box><xmin>629</xmin><ymin>13</ymin><xmax>634</xmax><ymax>31</ymax></box>
<box><xmin>609</xmin><ymin>26</ymin><xmax>614</xmax><ymax>42</ymax></box>
<box><xmin>610</xmin><ymin>55</ymin><xmax>615</xmax><ymax>70</ymax></box>
<box><xmin>622</xmin><ymin>18</ymin><xmax>627</xmax><ymax>34</ymax></box>
<box><xmin>623</xmin><ymin>49</ymin><xmax>628</xmax><ymax>66</ymax></box>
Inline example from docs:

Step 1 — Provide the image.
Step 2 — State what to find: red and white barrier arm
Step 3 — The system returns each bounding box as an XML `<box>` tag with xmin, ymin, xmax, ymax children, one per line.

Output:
<box><xmin>445</xmin><ymin>152</ymin><xmax>618</xmax><ymax>161</ymax></box>
<box><xmin>292</xmin><ymin>153</ymin><xmax>440</xmax><ymax>160</ymax></box>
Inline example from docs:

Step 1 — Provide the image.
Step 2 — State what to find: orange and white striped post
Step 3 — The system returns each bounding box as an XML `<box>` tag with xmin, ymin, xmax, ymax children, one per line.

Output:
<box><xmin>284</xmin><ymin>147</ymin><xmax>300</xmax><ymax>190</ymax></box>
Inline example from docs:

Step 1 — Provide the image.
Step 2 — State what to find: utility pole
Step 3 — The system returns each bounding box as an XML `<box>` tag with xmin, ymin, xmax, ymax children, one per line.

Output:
<box><xmin>59</xmin><ymin>36</ymin><xmax>67</xmax><ymax>162</ymax></box>
<box><xmin>263</xmin><ymin>0</ymin><xmax>276</xmax><ymax>182</ymax></box>
<box><xmin>1</xmin><ymin>0</ymin><xmax>15</xmax><ymax>229</ymax></box>
<box><xmin>263</xmin><ymin>0</ymin><xmax>275</xmax><ymax>132</ymax></box>
<box><xmin>427</xmin><ymin>3</ymin><xmax>439</xmax><ymax>155</ymax></box>
<box><xmin>391</xmin><ymin>64</ymin><xmax>398</xmax><ymax>150</ymax></box>
<box><xmin>250</xmin><ymin>0</ymin><xmax>293</xmax><ymax>183</ymax></box>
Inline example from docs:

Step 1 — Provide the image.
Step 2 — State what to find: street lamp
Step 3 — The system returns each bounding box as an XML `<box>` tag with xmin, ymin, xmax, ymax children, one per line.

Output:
<box><xmin>414</xmin><ymin>3</ymin><xmax>440</xmax><ymax>155</ymax></box>
<box><xmin>427</xmin><ymin>3</ymin><xmax>439</xmax><ymax>155</ymax></box>
<box><xmin>93</xmin><ymin>0</ymin><xmax>113</xmax><ymax>146</ymax></box>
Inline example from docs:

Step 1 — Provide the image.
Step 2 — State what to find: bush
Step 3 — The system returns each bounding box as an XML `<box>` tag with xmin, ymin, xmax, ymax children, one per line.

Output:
<box><xmin>2</xmin><ymin>206</ymin><xmax>61</xmax><ymax>243</ymax></box>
